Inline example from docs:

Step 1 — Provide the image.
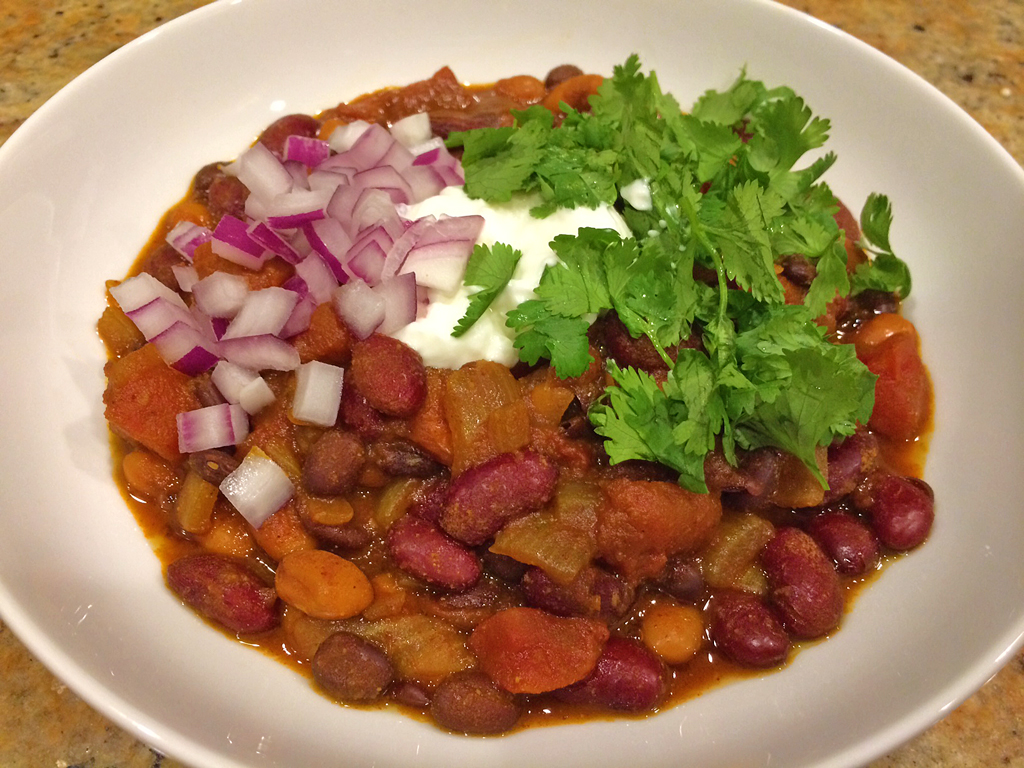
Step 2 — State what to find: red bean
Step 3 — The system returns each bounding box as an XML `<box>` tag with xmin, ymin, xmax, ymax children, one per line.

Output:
<box><xmin>166</xmin><ymin>553</ymin><xmax>278</xmax><ymax>634</ymax></box>
<box><xmin>521</xmin><ymin>565</ymin><xmax>635</xmax><ymax>620</ymax></box>
<box><xmin>387</xmin><ymin>515</ymin><xmax>481</xmax><ymax>591</ymax></box>
<box><xmin>824</xmin><ymin>432</ymin><xmax>877</xmax><ymax>503</ymax></box>
<box><xmin>257</xmin><ymin>113</ymin><xmax>321</xmax><ymax>158</ymax></box>
<box><xmin>544</xmin><ymin>64</ymin><xmax>585</xmax><ymax>91</ymax></box>
<box><xmin>553</xmin><ymin>637</ymin><xmax>667</xmax><ymax>712</ymax></box>
<box><xmin>408</xmin><ymin>474</ymin><xmax>450</xmax><ymax>524</ymax></box>
<box><xmin>302</xmin><ymin>430</ymin><xmax>365</xmax><ymax>496</ymax></box>
<box><xmin>140</xmin><ymin>243</ymin><xmax>187</xmax><ymax>290</ymax></box>
<box><xmin>806</xmin><ymin>511</ymin><xmax>880</xmax><ymax>575</ymax></box>
<box><xmin>655</xmin><ymin>556</ymin><xmax>705</xmax><ymax>603</ymax></box>
<box><xmin>206</xmin><ymin>174</ymin><xmax>249</xmax><ymax>221</ymax></box>
<box><xmin>863</xmin><ymin>473</ymin><xmax>934</xmax><ymax>551</ymax></box>
<box><xmin>368</xmin><ymin>439</ymin><xmax>443</xmax><ymax>478</ymax></box>
<box><xmin>349</xmin><ymin>334</ymin><xmax>427</xmax><ymax>418</ymax></box>
<box><xmin>440</xmin><ymin>450</ymin><xmax>558</xmax><ymax>545</ymax></box>
<box><xmin>761</xmin><ymin>527</ymin><xmax>843</xmax><ymax>639</ymax></box>
<box><xmin>708</xmin><ymin>590</ymin><xmax>789</xmax><ymax>668</ymax></box>
<box><xmin>312</xmin><ymin>631</ymin><xmax>392</xmax><ymax>703</ymax></box>
<box><xmin>338</xmin><ymin>379</ymin><xmax>385</xmax><ymax>440</ymax></box>
<box><xmin>431</xmin><ymin>671</ymin><xmax>521</xmax><ymax>734</ymax></box>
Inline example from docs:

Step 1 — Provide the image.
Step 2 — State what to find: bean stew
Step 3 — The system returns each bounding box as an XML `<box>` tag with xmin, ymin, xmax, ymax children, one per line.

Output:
<box><xmin>98</xmin><ymin>61</ymin><xmax>933</xmax><ymax>735</ymax></box>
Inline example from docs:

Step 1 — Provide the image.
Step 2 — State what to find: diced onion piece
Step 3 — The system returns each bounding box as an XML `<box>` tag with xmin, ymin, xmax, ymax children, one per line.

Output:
<box><xmin>219</xmin><ymin>447</ymin><xmax>294</xmax><ymax>529</ymax></box>
<box><xmin>346</xmin><ymin>238</ymin><xmax>387</xmax><ymax>285</ymax></box>
<box><xmin>621</xmin><ymin>178</ymin><xmax>653</xmax><ymax>211</ymax></box>
<box><xmin>211</xmin><ymin>215</ymin><xmax>268</xmax><ymax>270</ymax></box>
<box><xmin>403</xmin><ymin>164</ymin><xmax>446</xmax><ymax>203</ymax></box>
<box><xmin>110</xmin><ymin>272</ymin><xmax>188</xmax><ymax>314</ymax></box>
<box><xmin>125</xmin><ymin>296</ymin><xmax>195</xmax><ymax>340</ymax></box>
<box><xmin>305</xmin><ymin>218</ymin><xmax>354</xmax><ymax>277</ymax></box>
<box><xmin>332</xmin><ymin>123</ymin><xmax>395</xmax><ymax>171</ymax></box>
<box><xmin>412</xmin><ymin>144</ymin><xmax>464</xmax><ymax>185</ymax></box>
<box><xmin>353</xmin><ymin>165</ymin><xmax>413</xmax><ymax>205</ymax></box>
<box><xmin>376</xmin><ymin>272</ymin><xmax>418</xmax><ymax>334</ymax></box>
<box><xmin>177</xmin><ymin>403</ymin><xmax>250</xmax><ymax>454</ymax></box>
<box><xmin>333</xmin><ymin>280</ymin><xmax>385</xmax><ymax>340</ymax></box>
<box><xmin>350</xmin><ymin>187</ymin><xmax>402</xmax><ymax>234</ymax></box>
<box><xmin>172</xmin><ymin>264</ymin><xmax>200</xmax><ymax>293</ymax></box>
<box><xmin>211</xmin><ymin>360</ymin><xmax>258</xmax><ymax>403</ymax></box>
<box><xmin>279</xmin><ymin>293</ymin><xmax>316</xmax><ymax>338</ymax></box>
<box><xmin>221</xmin><ymin>286</ymin><xmax>300</xmax><ymax>340</ymax></box>
<box><xmin>248</xmin><ymin>221</ymin><xmax>301</xmax><ymax>264</ymax></box>
<box><xmin>284</xmin><ymin>135</ymin><xmax>331</xmax><ymax>167</ymax></box>
<box><xmin>327</xmin><ymin>120</ymin><xmax>371</xmax><ymax>153</ymax></box>
<box><xmin>192</xmin><ymin>271</ymin><xmax>250</xmax><ymax>318</ymax></box>
<box><xmin>152</xmin><ymin>321</ymin><xmax>220</xmax><ymax>375</ymax></box>
<box><xmin>399</xmin><ymin>245</ymin><xmax>471</xmax><ymax>293</ymax></box>
<box><xmin>265</xmin><ymin>187</ymin><xmax>333</xmax><ymax>229</ymax></box>
<box><xmin>219</xmin><ymin>334</ymin><xmax>301</xmax><ymax>371</ymax></box>
<box><xmin>294</xmin><ymin>253</ymin><xmax>339</xmax><ymax>304</ymax></box>
<box><xmin>166</xmin><ymin>221</ymin><xmax>212</xmax><ymax>261</ymax></box>
<box><xmin>390</xmin><ymin>113</ymin><xmax>432</xmax><ymax>148</ymax></box>
<box><xmin>234</xmin><ymin>142</ymin><xmax>293</xmax><ymax>201</ymax></box>
<box><xmin>291</xmin><ymin>361</ymin><xmax>344</xmax><ymax>427</ymax></box>
<box><xmin>238</xmin><ymin>376</ymin><xmax>276</xmax><ymax>414</ymax></box>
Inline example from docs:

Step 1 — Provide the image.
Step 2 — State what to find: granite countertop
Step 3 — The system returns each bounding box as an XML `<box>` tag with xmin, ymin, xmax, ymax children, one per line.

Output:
<box><xmin>0</xmin><ymin>1</ymin><xmax>1022</xmax><ymax>766</ymax></box>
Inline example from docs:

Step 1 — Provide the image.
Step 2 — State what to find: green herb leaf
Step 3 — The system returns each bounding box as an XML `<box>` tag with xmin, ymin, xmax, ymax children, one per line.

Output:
<box><xmin>452</xmin><ymin>243</ymin><xmax>523</xmax><ymax>338</ymax></box>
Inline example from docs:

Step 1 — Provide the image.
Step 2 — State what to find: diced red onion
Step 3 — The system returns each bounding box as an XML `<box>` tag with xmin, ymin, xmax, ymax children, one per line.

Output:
<box><xmin>172</xmin><ymin>264</ymin><xmax>200</xmax><ymax>293</ymax></box>
<box><xmin>291</xmin><ymin>360</ymin><xmax>344</xmax><ymax>427</ymax></box>
<box><xmin>333</xmin><ymin>280</ymin><xmax>385</xmax><ymax>340</ymax></box>
<box><xmin>212</xmin><ymin>215</ymin><xmax>268</xmax><ymax>270</ymax></box>
<box><xmin>152</xmin><ymin>321</ymin><xmax>221</xmax><ymax>375</ymax></box>
<box><xmin>284</xmin><ymin>160</ymin><xmax>312</xmax><ymax>190</ymax></box>
<box><xmin>238</xmin><ymin>376</ymin><xmax>276</xmax><ymax>414</ymax></box>
<box><xmin>327</xmin><ymin>120</ymin><xmax>371</xmax><ymax>153</ymax></box>
<box><xmin>403</xmin><ymin>164</ymin><xmax>446</xmax><ymax>203</ymax></box>
<box><xmin>125</xmin><ymin>296</ymin><xmax>195</xmax><ymax>340</ymax></box>
<box><xmin>390</xmin><ymin>113</ymin><xmax>432</xmax><ymax>148</ymax></box>
<box><xmin>192</xmin><ymin>271</ymin><xmax>250</xmax><ymax>318</ymax></box>
<box><xmin>110</xmin><ymin>272</ymin><xmax>188</xmax><ymax>314</ymax></box>
<box><xmin>248</xmin><ymin>221</ymin><xmax>302</xmax><ymax>264</ymax></box>
<box><xmin>304</xmin><ymin>218</ymin><xmax>353</xmax><ymax>280</ymax></box>
<box><xmin>325</xmin><ymin>184</ymin><xmax>361</xmax><ymax>229</ymax></box>
<box><xmin>381</xmin><ymin>216</ymin><xmax>433</xmax><ymax>279</ymax></box>
<box><xmin>166</xmin><ymin>221</ymin><xmax>212</xmax><ymax>261</ymax></box>
<box><xmin>412</xmin><ymin>144</ymin><xmax>465</xmax><ymax>185</ymax></box>
<box><xmin>278</xmin><ymin>293</ymin><xmax>316</xmax><ymax>338</ymax></box>
<box><xmin>353</xmin><ymin>165</ymin><xmax>413</xmax><ymax>205</ymax></box>
<box><xmin>219</xmin><ymin>334</ymin><xmax>301</xmax><ymax>371</ymax></box>
<box><xmin>264</xmin><ymin>187</ymin><xmax>333</xmax><ymax>229</ymax></box>
<box><xmin>419</xmin><ymin>214</ymin><xmax>485</xmax><ymax>245</ymax></box>
<box><xmin>234</xmin><ymin>142</ymin><xmax>293</xmax><ymax>201</ymax></box>
<box><xmin>293</xmin><ymin>253</ymin><xmax>339</xmax><ymax>305</ymax></box>
<box><xmin>332</xmin><ymin>123</ymin><xmax>395</xmax><ymax>171</ymax></box>
<box><xmin>377</xmin><ymin>140</ymin><xmax>415</xmax><ymax>173</ymax></box>
<box><xmin>410</xmin><ymin>136</ymin><xmax>445</xmax><ymax>159</ymax></box>
<box><xmin>345</xmin><ymin>238</ymin><xmax>387</xmax><ymax>285</ymax></box>
<box><xmin>375</xmin><ymin>273</ymin><xmax>418</xmax><ymax>334</ymax></box>
<box><xmin>350</xmin><ymin>188</ymin><xmax>402</xmax><ymax>235</ymax></box>
<box><xmin>222</xmin><ymin>286</ymin><xmax>301</xmax><ymax>340</ymax></box>
<box><xmin>177</xmin><ymin>403</ymin><xmax>250</xmax><ymax>453</ymax></box>
<box><xmin>399</xmin><ymin>244</ymin><xmax>472</xmax><ymax>293</ymax></box>
<box><xmin>211</xmin><ymin>360</ymin><xmax>259</xmax><ymax>404</ymax></box>
<box><xmin>219</xmin><ymin>447</ymin><xmax>294</xmax><ymax>529</ymax></box>
<box><xmin>307</xmin><ymin>166</ymin><xmax>355</xmax><ymax>191</ymax></box>
<box><xmin>284</xmin><ymin>135</ymin><xmax>331</xmax><ymax>168</ymax></box>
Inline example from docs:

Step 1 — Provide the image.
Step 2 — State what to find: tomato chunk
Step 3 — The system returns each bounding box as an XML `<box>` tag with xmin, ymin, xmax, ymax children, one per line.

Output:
<box><xmin>854</xmin><ymin>316</ymin><xmax>930</xmax><ymax>441</ymax></box>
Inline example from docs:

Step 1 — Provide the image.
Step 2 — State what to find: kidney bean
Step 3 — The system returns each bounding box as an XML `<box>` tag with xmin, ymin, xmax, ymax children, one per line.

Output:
<box><xmin>274</xmin><ymin>549</ymin><xmax>374</xmax><ymax>620</ymax></box>
<box><xmin>188</xmin><ymin>449</ymin><xmax>240</xmax><ymax>486</ymax></box>
<box><xmin>387</xmin><ymin>515</ymin><xmax>481</xmax><ymax>591</ymax></box>
<box><xmin>303</xmin><ymin>520</ymin><xmax>374</xmax><ymax>551</ymax></box>
<box><xmin>553</xmin><ymin>637</ymin><xmax>667</xmax><ymax>712</ymax></box>
<box><xmin>408</xmin><ymin>474</ymin><xmax>450</xmax><ymax>524</ymax></box>
<box><xmin>521</xmin><ymin>565</ymin><xmax>634</xmax><ymax>621</ymax></box>
<box><xmin>339</xmin><ymin>379</ymin><xmax>385</xmax><ymax>440</ymax></box>
<box><xmin>191</xmin><ymin>162</ymin><xmax>221</xmax><ymax>197</ymax></box>
<box><xmin>391</xmin><ymin>680</ymin><xmax>430</xmax><ymax>709</ymax></box>
<box><xmin>139</xmin><ymin>242</ymin><xmax>187</xmax><ymax>290</ymax></box>
<box><xmin>206</xmin><ymin>173</ymin><xmax>249</xmax><ymax>221</ymax></box>
<box><xmin>440</xmin><ymin>450</ymin><xmax>558</xmax><ymax>545</ymax></box>
<box><xmin>824</xmin><ymin>431</ymin><xmax>878</xmax><ymax>503</ymax></box>
<box><xmin>312</xmin><ymin>631</ymin><xmax>393</xmax><ymax>703</ymax></box>
<box><xmin>481</xmin><ymin>551</ymin><xmax>529</xmax><ymax>583</ymax></box>
<box><xmin>544</xmin><ymin>64</ymin><xmax>585</xmax><ymax>91</ymax></box>
<box><xmin>806</xmin><ymin>511</ymin><xmax>880</xmax><ymax>575</ymax></box>
<box><xmin>708</xmin><ymin>590</ymin><xmax>789</xmax><ymax>668</ymax></box>
<box><xmin>780</xmin><ymin>254</ymin><xmax>816</xmax><ymax>287</ymax></box>
<box><xmin>761</xmin><ymin>527</ymin><xmax>843</xmax><ymax>639</ymax></box>
<box><xmin>862</xmin><ymin>473</ymin><xmax>934</xmax><ymax>550</ymax></box>
<box><xmin>369</xmin><ymin>440</ymin><xmax>443</xmax><ymax>478</ymax></box>
<box><xmin>654</xmin><ymin>556</ymin><xmax>705</xmax><ymax>603</ymax></box>
<box><xmin>302</xmin><ymin>430</ymin><xmax>366</xmax><ymax>496</ymax></box>
<box><xmin>190</xmin><ymin>371</ymin><xmax>226</xmax><ymax>408</ymax></box>
<box><xmin>349</xmin><ymin>334</ymin><xmax>427</xmax><ymax>418</ymax></box>
<box><xmin>166</xmin><ymin>553</ymin><xmax>278</xmax><ymax>634</ymax></box>
<box><xmin>430</xmin><ymin>671</ymin><xmax>521</xmax><ymax>735</ymax></box>
<box><xmin>257</xmin><ymin>113</ymin><xmax>321</xmax><ymax>158</ymax></box>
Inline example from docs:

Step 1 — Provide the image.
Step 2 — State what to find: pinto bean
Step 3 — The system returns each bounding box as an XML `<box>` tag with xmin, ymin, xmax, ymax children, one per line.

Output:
<box><xmin>806</xmin><ymin>511</ymin><xmax>880</xmax><ymax>575</ymax></box>
<box><xmin>553</xmin><ymin>637</ymin><xmax>668</xmax><ymax>712</ymax></box>
<box><xmin>257</xmin><ymin>113</ymin><xmax>321</xmax><ymax>158</ymax></box>
<box><xmin>654</xmin><ymin>556</ymin><xmax>705</xmax><ymax>603</ymax></box>
<box><xmin>761</xmin><ymin>527</ymin><xmax>843</xmax><ymax>639</ymax></box>
<box><xmin>431</xmin><ymin>671</ymin><xmax>521</xmax><ymax>735</ymax></box>
<box><xmin>440</xmin><ymin>450</ymin><xmax>558</xmax><ymax>545</ymax></box>
<box><xmin>166</xmin><ymin>553</ymin><xmax>278</xmax><ymax>634</ymax></box>
<box><xmin>206</xmin><ymin>174</ymin><xmax>249</xmax><ymax>221</ymax></box>
<box><xmin>387</xmin><ymin>515</ymin><xmax>481</xmax><ymax>591</ymax></box>
<box><xmin>708</xmin><ymin>590</ymin><xmax>789</xmax><ymax>668</ymax></box>
<box><xmin>862</xmin><ymin>473</ymin><xmax>934</xmax><ymax>550</ymax></box>
<box><xmin>544</xmin><ymin>64</ymin><xmax>585</xmax><ymax>91</ymax></box>
<box><xmin>188</xmin><ymin>449</ymin><xmax>240</xmax><ymax>486</ymax></box>
<box><xmin>349</xmin><ymin>334</ymin><xmax>427</xmax><ymax>418</ymax></box>
<box><xmin>520</xmin><ymin>565</ymin><xmax>634</xmax><ymax>620</ymax></box>
<box><xmin>302</xmin><ymin>430</ymin><xmax>366</xmax><ymax>496</ymax></box>
<box><xmin>312</xmin><ymin>631</ymin><xmax>392</xmax><ymax>703</ymax></box>
<box><xmin>369</xmin><ymin>440</ymin><xmax>444</xmax><ymax>478</ymax></box>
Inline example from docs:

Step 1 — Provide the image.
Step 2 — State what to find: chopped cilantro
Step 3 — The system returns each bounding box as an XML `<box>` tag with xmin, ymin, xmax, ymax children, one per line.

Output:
<box><xmin>452</xmin><ymin>243</ymin><xmax>523</xmax><ymax>338</ymax></box>
<box><xmin>450</xmin><ymin>56</ymin><xmax>907</xmax><ymax>490</ymax></box>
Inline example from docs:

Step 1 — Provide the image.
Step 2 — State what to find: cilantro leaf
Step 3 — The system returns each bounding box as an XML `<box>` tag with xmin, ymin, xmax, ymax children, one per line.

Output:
<box><xmin>452</xmin><ymin>243</ymin><xmax>523</xmax><ymax>338</ymax></box>
<box><xmin>506</xmin><ymin>300</ymin><xmax>592</xmax><ymax>378</ymax></box>
<box><xmin>851</xmin><ymin>193</ymin><xmax>912</xmax><ymax>298</ymax></box>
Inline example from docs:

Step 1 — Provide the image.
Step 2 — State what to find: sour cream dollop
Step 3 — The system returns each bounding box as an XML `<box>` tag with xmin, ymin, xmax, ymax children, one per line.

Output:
<box><xmin>394</xmin><ymin>187</ymin><xmax>631</xmax><ymax>368</ymax></box>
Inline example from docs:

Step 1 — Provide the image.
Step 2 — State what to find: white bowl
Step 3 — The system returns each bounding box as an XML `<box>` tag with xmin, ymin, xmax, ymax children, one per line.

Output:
<box><xmin>1</xmin><ymin>0</ymin><xmax>1022</xmax><ymax>766</ymax></box>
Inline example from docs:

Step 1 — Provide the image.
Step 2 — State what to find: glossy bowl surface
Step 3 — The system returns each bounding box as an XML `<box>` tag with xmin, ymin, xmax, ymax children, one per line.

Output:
<box><xmin>1</xmin><ymin>0</ymin><xmax>1022</xmax><ymax>766</ymax></box>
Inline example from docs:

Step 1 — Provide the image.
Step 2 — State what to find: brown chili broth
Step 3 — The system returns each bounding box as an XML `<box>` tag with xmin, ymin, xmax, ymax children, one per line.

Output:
<box><xmin>104</xmin><ymin>68</ymin><xmax>933</xmax><ymax>732</ymax></box>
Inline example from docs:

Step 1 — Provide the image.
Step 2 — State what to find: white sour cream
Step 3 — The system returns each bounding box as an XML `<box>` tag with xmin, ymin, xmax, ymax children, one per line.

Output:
<box><xmin>394</xmin><ymin>186</ymin><xmax>631</xmax><ymax>368</ymax></box>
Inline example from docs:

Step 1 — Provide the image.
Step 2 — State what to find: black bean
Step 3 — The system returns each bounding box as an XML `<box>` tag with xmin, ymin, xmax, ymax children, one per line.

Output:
<box><xmin>312</xmin><ymin>632</ymin><xmax>392</xmax><ymax>703</ymax></box>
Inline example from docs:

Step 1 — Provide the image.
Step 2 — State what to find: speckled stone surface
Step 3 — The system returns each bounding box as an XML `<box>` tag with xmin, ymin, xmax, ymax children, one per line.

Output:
<box><xmin>0</xmin><ymin>1</ymin><xmax>1022</xmax><ymax>766</ymax></box>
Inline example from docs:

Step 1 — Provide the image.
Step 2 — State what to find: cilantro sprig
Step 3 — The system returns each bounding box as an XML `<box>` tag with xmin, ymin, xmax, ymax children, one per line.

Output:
<box><xmin>453</xmin><ymin>243</ymin><xmax>523</xmax><ymax>338</ymax></box>
<box><xmin>447</xmin><ymin>56</ymin><xmax>907</xmax><ymax>491</ymax></box>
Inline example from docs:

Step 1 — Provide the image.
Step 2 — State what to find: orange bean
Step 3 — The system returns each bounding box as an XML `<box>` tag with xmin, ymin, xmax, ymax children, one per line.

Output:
<box><xmin>494</xmin><ymin>75</ymin><xmax>546</xmax><ymax>105</ymax></box>
<box><xmin>122</xmin><ymin>449</ymin><xmax>182</xmax><ymax>500</ymax></box>
<box><xmin>641</xmin><ymin>601</ymin><xmax>705</xmax><ymax>665</ymax></box>
<box><xmin>542</xmin><ymin>74</ymin><xmax>605</xmax><ymax>116</ymax></box>
<box><xmin>275</xmin><ymin>550</ymin><xmax>374</xmax><ymax>620</ymax></box>
<box><xmin>851</xmin><ymin>313</ymin><xmax>917</xmax><ymax>357</ymax></box>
